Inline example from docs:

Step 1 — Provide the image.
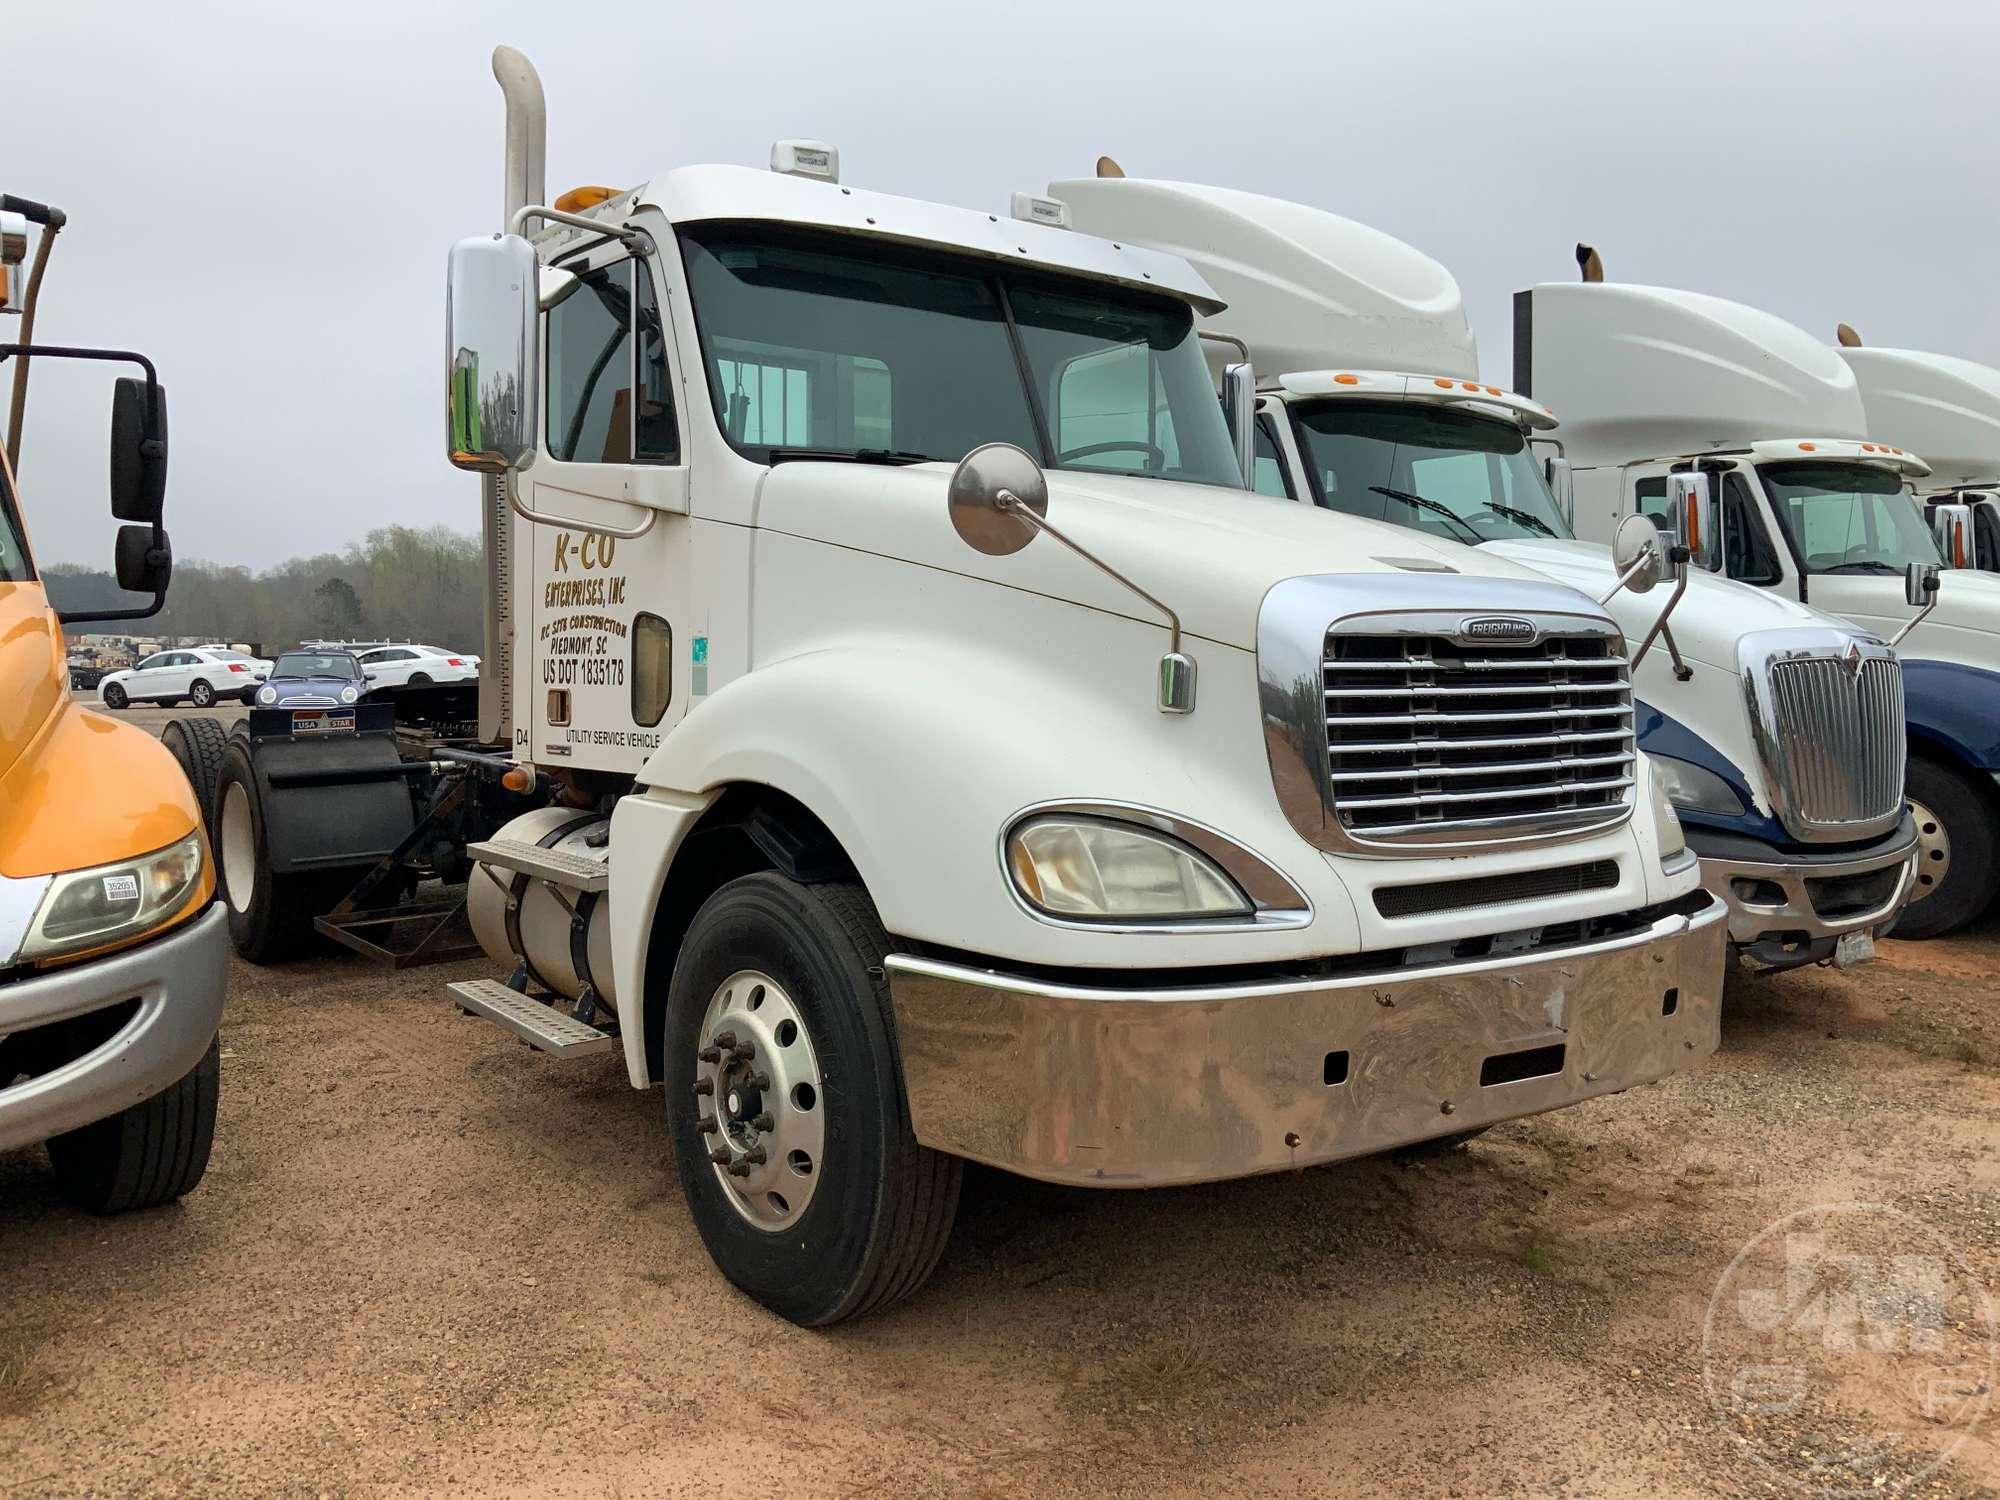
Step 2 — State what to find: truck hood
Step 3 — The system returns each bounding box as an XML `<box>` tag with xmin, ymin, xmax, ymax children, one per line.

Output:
<box><xmin>1479</xmin><ymin>538</ymin><xmax>1848</xmax><ymax>672</ymax></box>
<box><xmin>0</xmin><ymin>580</ymin><xmax>202</xmax><ymax>879</ymax></box>
<box><xmin>755</xmin><ymin>463</ymin><xmax>1583</xmax><ymax>651</ymax></box>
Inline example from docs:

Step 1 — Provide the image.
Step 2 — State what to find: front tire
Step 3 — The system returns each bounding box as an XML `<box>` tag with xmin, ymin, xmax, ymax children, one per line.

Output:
<box><xmin>215</xmin><ymin>737</ymin><xmax>348</xmax><ymax>962</ymax></box>
<box><xmin>46</xmin><ymin>1037</ymin><xmax>219</xmax><ymax>1213</ymax></box>
<box><xmin>189</xmin><ymin>679</ymin><xmax>216</xmax><ymax>708</ymax></box>
<box><xmin>161</xmin><ymin>717</ymin><xmax>229</xmax><ymax>847</ymax></box>
<box><xmin>1897</xmin><ymin>756</ymin><xmax>1999</xmax><ymax>940</ymax></box>
<box><xmin>101</xmin><ymin>683</ymin><xmax>127</xmax><ymax>710</ymax></box>
<box><xmin>662</xmin><ymin>873</ymin><xmax>961</xmax><ymax>1326</ymax></box>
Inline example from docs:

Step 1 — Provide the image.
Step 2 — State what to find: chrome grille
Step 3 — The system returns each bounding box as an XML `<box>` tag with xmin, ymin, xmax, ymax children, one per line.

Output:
<box><xmin>1322</xmin><ymin>630</ymin><xmax>1637</xmax><ymax>845</ymax></box>
<box><xmin>1763</xmin><ymin>654</ymin><xmax>1905</xmax><ymax>838</ymax></box>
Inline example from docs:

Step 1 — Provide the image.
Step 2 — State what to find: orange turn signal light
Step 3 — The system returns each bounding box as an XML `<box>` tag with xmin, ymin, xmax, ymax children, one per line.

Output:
<box><xmin>501</xmin><ymin>766</ymin><xmax>535</xmax><ymax>793</ymax></box>
<box><xmin>553</xmin><ymin>185</ymin><xmax>619</xmax><ymax>213</ymax></box>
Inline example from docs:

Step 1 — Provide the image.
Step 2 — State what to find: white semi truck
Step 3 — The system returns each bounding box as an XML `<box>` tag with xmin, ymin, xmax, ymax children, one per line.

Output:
<box><xmin>1507</xmin><ymin>254</ymin><xmax>2000</xmax><ymax>938</ymax></box>
<box><xmin>204</xmin><ymin>50</ymin><xmax>1724</xmax><ymax>1324</ymax></box>
<box><xmin>1045</xmin><ymin>171</ymin><xmax>1919</xmax><ymax>973</ymax></box>
<box><xmin>1835</xmin><ymin>330</ymin><xmax>2000</xmax><ymax>572</ymax></box>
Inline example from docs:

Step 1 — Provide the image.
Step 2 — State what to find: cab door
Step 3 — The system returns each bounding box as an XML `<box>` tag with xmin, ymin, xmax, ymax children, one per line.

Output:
<box><xmin>528</xmin><ymin>245</ymin><xmax>692</xmax><ymax>775</ymax></box>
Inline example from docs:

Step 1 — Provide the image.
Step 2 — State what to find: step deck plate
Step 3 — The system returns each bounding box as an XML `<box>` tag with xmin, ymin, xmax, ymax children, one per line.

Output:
<box><xmin>449</xmin><ymin>978</ymin><xmax>616</xmax><ymax>1057</ymax></box>
<box><xmin>467</xmin><ymin>838</ymin><xmax>609</xmax><ymax>893</ymax></box>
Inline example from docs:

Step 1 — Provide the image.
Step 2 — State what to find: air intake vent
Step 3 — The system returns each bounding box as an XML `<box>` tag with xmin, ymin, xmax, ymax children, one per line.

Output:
<box><xmin>1374</xmin><ymin>859</ymin><xmax>1621</xmax><ymax>919</ymax></box>
<box><xmin>1323</xmin><ymin>628</ymin><xmax>1636</xmax><ymax>846</ymax></box>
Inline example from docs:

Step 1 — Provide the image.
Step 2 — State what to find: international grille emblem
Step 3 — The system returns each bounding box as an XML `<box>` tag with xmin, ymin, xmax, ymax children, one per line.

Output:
<box><xmin>1843</xmin><ymin>640</ymin><xmax>1866</xmax><ymax>682</ymax></box>
<box><xmin>1459</xmin><ymin>615</ymin><xmax>1537</xmax><ymax>644</ymax></box>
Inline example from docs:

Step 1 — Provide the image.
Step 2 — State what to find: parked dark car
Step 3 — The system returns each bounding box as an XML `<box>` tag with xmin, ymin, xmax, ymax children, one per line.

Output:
<box><xmin>250</xmin><ymin>650</ymin><xmax>374</xmax><ymax>708</ymax></box>
<box><xmin>68</xmin><ymin>663</ymin><xmax>107</xmax><ymax>691</ymax></box>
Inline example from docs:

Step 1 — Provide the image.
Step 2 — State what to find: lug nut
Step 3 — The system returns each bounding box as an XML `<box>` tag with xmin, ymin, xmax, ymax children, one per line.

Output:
<box><xmin>698</xmin><ymin>1114</ymin><xmax>718</xmax><ymax>1135</ymax></box>
<box><xmin>708</xmin><ymin>1147</ymin><xmax>731</xmax><ymax>1165</ymax></box>
<box><xmin>747</xmin><ymin>1070</ymin><xmax>772</xmax><ymax>1091</ymax></box>
<box><xmin>693</xmin><ymin>1078</ymin><xmax>713</xmax><ymax>1096</ymax></box>
<box><xmin>733</xmin><ymin>1040</ymin><xmax>756</xmax><ymax>1060</ymax></box>
<box><xmin>752</xmin><ymin>1112</ymin><xmax>775</xmax><ymax>1132</ymax></box>
<box><xmin>742</xmin><ymin>1147</ymin><xmax>768</xmax><ymax>1167</ymax></box>
<box><xmin>712</xmin><ymin>1029</ymin><xmax>738</xmax><ymax>1049</ymax></box>
<box><xmin>727</xmin><ymin>1159</ymin><xmax>753</xmax><ymax>1178</ymax></box>
<box><xmin>698</xmin><ymin>1046</ymin><xmax>721</xmax><ymax>1064</ymax></box>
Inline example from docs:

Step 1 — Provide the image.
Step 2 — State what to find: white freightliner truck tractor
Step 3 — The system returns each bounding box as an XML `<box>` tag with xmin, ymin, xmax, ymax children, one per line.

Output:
<box><xmin>1509</xmin><ymin>251</ymin><xmax>2000</xmax><ymax>939</ymax></box>
<box><xmin>1044</xmin><ymin>170</ymin><xmax>1919</xmax><ymax>975</ymax></box>
<box><xmin>1833</xmin><ymin>327</ymin><xmax>2000</xmax><ymax>573</ymax></box>
<box><xmin>208</xmin><ymin>49</ymin><xmax>1723</xmax><ymax>1325</ymax></box>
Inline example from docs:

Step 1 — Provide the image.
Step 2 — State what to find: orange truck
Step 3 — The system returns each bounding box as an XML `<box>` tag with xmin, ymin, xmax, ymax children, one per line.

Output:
<box><xmin>0</xmin><ymin>191</ymin><xmax>223</xmax><ymax>1211</ymax></box>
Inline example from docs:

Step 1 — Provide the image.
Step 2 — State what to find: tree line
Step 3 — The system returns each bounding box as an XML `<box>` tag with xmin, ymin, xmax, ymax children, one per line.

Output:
<box><xmin>44</xmin><ymin>525</ymin><xmax>486</xmax><ymax>651</ymax></box>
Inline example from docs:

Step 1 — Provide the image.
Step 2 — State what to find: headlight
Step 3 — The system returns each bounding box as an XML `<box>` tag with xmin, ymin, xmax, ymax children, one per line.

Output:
<box><xmin>1006</xmin><ymin>817</ymin><xmax>1252</xmax><ymax>921</ymax></box>
<box><xmin>257</xmin><ymin>686</ymin><xmax>277</xmax><ymax>704</ymax></box>
<box><xmin>1647</xmin><ymin>762</ymin><xmax>1687</xmax><ymax>862</ymax></box>
<box><xmin>19</xmin><ymin>833</ymin><xmax>207</xmax><ymax>963</ymax></box>
<box><xmin>340</xmin><ymin>686</ymin><xmax>359</xmax><ymax>703</ymax></box>
<box><xmin>1650</xmin><ymin>754</ymin><xmax>1745</xmax><ymax>816</ymax></box>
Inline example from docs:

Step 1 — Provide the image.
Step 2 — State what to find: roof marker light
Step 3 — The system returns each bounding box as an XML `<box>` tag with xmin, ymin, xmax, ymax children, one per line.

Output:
<box><xmin>1799</xmin><ymin>442</ymin><xmax>1818</xmax><ymax>452</ymax></box>
<box><xmin>1862</xmin><ymin>442</ymin><xmax>1877</xmax><ymax>452</ymax></box>
<box><xmin>553</xmin><ymin>185</ymin><xmax>618</xmax><ymax>213</ymax></box>
<box><xmin>1433</xmin><ymin>377</ymin><xmax>1453</xmax><ymax>389</ymax></box>
<box><xmin>770</xmin><ymin>140</ymin><xmax>840</xmax><ymax>183</ymax></box>
<box><xmin>1010</xmin><ymin>192</ymin><xmax>1071</xmax><ymax>229</ymax></box>
<box><xmin>1460</xmin><ymin>381</ymin><xmax>1479</xmax><ymax>391</ymax></box>
<box><xmin>1484</xmin><ymin>385</ymin><xmax>1502</xmax><ymax>396</ymax></box>
<box><xmin>1334</xmin><ymin>373</ymin><xmax>1359</xmax><ymax>385</ymax></box>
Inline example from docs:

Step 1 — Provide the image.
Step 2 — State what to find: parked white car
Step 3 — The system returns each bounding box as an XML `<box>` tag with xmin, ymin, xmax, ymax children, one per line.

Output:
<box><xmin>351</xmin><ymin>643</ymin><xmax>479</xmax><ymax>688</ymax></box>
<box><xmin>97</xmin><ymin>648</ymin><xmax>270</xmax><ymax>709</ymax></box>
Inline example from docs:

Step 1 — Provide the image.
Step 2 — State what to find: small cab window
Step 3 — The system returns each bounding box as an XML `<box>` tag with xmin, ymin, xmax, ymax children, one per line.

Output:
<box><xmin>1251</xmin><ymin>418</ymin><xmax>1291</xmax><ymax>498</ymax></box>
<box><xmin>1635</xmin><ymin>476</ymin><xmax>1671</xmax><ymax>531</ymax></box>
<box><xmin>1720</xmin><ymin>473</ymin><xmax>1783</xmax><ymax>585</ymax></box>
<box><xmin>547</xmin><ymin>259</ymin><xmax>679</xmax><ymax>465</ymax></box>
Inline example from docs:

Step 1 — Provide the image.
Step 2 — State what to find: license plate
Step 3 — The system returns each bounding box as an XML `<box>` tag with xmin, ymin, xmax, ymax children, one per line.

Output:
<box><xmin>1832</xmin><ymin>931</ymin><xmax>1876</xmax><ymax>970</ymax></box>
<box><xmin>290</xmin><ymin>708</ymin><xmax>356</xmax><ymax>736</ymax></box>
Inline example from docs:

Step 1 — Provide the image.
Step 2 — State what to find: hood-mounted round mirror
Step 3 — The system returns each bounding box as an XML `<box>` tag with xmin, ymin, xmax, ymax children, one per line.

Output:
<box><xmin>1610</xmin><ymin>513</ymin><xmax>1667</xmax><ymax>595</ymax></box>
<box><xmin>947</xmin><ymin>442</ymin><xmax>1048</xmax><ymax>556</ymax></box>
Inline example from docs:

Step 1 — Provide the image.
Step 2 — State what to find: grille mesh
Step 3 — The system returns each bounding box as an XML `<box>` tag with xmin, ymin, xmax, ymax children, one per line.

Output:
<box><xmin>1323</xmin><ymin>630</ymin><xmax>1635</xmax><ymax>844</ymax></box>
<box><xmin>1765</xmin><ymin>657</ymin><xmax>1905</xmax><ymax>834</ymax></box>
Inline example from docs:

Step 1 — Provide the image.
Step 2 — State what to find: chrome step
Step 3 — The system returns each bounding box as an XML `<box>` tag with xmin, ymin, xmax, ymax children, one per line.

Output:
<box><xmin>467</xmin><ymin>837</ymin><xmax>609</xmax><ymax>893</ymax></box>
<box><xmin>449</xmin><ymin>979</ymin><xmax>616</xmax><ymax>1057</ymax></box>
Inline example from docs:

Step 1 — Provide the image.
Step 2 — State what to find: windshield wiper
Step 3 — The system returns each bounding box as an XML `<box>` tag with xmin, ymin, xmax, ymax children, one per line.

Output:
<box><xmin>764</xmin><ymin>446</ymin><xmax>936</xmax><ymax>467</ymax></box>
<box><xmin>1368</xmin><ymin>486</ymin><xmax>1483</xmax><ymax>544</ymax></box>
<box><xmin>1820</xmin><ymin>560</ymin><xmax>1904</xmax><ymax>575</ymax></box>
<box><xmin>1486</xmin><ymin>501</ymin><xmax>1560</xmax><ymax>538</ymax></box>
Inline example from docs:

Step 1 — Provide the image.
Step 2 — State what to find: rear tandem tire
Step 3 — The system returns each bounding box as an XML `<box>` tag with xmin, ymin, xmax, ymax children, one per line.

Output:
<box><xmin>161</xmin><ymin>716</ymin><xmax>230</xmax><ymax>848</ymax></box>
<box><xmin>1896</xmin><ymin>756</ymin><xmax>1999</xmax><ymax>940</ymax></box>
<box><xmin>214</xmin><ymin>738</ymin><xmax>350</xmax><ymax>963</ymax></box>
<box><xmin>662</xmin><ymin>873</ymin><xmax>962</xmax><ymax>1326</ymax></box>
<box><xmin>46</xmin><ymin>1037</ymin><xmax>219</xmax><ymax>1214</ymax></box>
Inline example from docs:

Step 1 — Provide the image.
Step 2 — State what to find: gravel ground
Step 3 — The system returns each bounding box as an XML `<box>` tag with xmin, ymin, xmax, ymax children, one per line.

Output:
<box><xmin>3</xmin><ymin>760</ymin><xmax>1996</xmax><ymax>1494</ymax></box>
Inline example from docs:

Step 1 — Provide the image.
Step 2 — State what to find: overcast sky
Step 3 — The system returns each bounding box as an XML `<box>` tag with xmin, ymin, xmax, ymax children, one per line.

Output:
<box><xmin>11</xmin><ymin>0</ymin><xmax>1997</xmax><ymax>569</ymax></box>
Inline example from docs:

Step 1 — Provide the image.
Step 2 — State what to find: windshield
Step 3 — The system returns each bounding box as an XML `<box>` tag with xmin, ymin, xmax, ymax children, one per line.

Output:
<box><xmin>1288</xmin><ymin>400</ymin><xmax>1571</xmax><ymax>544</ymax></box>
<box><xmin>0</xmin><ymin>451</ymin><xmax>33</xmax><ymax>584</ymax></box>
<box><xmin>679</xmin><ymin>225</ymin><xmax>1242</xmax><ymax>488</ymax></box>
<box><xmin>274</xmin><ymin>653</ymin><xmax>359</xmax><ymax>680</ymax></box>
<box><xmin>1759</xmin><ymin>462</ymin><xmax>1940</xmax><ymax>574</ymax></box>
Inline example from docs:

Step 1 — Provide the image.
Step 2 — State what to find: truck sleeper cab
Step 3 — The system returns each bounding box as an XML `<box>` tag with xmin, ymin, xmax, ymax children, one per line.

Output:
<box><xmin>1042</xmin><ymin>173</ymin><xmax>1916</xmax><ymax>974</ymax></box>
<box><xmin>1517</xmin><ymin>273</ymin><xmax>2000</xmax><ymax>938</ymax></box>
<box><xmin>0</xmin><ymin>194</ymin><xmax>224</xmax><ymax>1212</ymax></box>
<box><xmin>225</xmin><ymin>50</ymin><xmax>1721</xmax><ymax>1326</ymax></box>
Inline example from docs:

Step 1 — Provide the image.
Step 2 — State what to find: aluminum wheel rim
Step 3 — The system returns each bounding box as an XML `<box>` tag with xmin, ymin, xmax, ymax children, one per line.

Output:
<box><xmin>1907</xmin><ymin>797</ymin><xmax>1950</xmax><ymax>906</ymax></box>
<box><xmin>220</xmin><ymin>782</ymin><xmax>257</xmax><ymax>914</ymax></box>
<box><xmin>696</xmin><ymin>969</ymin><xmax>824</xmax><ymax>1232</ymax></box>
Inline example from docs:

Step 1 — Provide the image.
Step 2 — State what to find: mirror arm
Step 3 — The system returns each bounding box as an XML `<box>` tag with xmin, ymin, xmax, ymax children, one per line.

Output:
<box><xmin>1890</xmin><ymin>585</ymin><xmax>1940</xmax><ymax>649</ymax></box>
<box><xmin>1630</xmin><ymin>551</ymin><xmax>1692</xmax><ymax>670</ymax></box>
<box><xmin>502</xmin><ymin>468</ymin><xmax>656</xmax><ymax>541</ymax></box>
<box><xmin>509</xmin><ymin>204</ymin><xmax>653</xmax><ymax>255</ymax></box>
<box><xmin>1596</xmin><ymin>552</ymin><xmax>1653</xmax><ymax>607</ymax></box>
<box><xmin>997</xmin><ymin>489</ymin><xmax>1181</xmax><ymax>653</ymax></box>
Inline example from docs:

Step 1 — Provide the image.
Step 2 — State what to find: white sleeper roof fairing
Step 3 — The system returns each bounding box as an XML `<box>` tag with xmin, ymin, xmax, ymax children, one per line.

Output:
<box><xmin>1048</xmin><ymin>176</ymin><xmax>1477</xmax><ymax>381</ymax></box>
<box><xmin>1513</xmin><ymin>282</ymin><xmax>1872</xmax><ymax>469</ymax></box>
<box><xmin>1838</xmin><ymin>346</ymin><xmax>2000</xmax><ymax>491</ymax></box>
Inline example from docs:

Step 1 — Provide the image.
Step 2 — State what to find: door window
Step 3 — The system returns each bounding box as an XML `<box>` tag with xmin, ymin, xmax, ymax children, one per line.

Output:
<box><xmin>1635</xmin><ymin>476</ymin><xmax>1671</xmax><ymax>530</ymax></box>
<box><xmin>136</xmin><ymin>654</ymin><xmax>167</xmax><ymax>672</ymax></box>
<box><xmin>1720</xmin><ymin>473</ymin><xmax>1782</xmax><ymax>585</ymax></box>
<box><xmin>547</xmin><ymin>259</ymin><xmax>680</xmax><ymax>465</ymax></box>
<box><xmin>1251</xmin><ymin>418</ymin><xmax>1291</xmax><ymax>498</ymax></box>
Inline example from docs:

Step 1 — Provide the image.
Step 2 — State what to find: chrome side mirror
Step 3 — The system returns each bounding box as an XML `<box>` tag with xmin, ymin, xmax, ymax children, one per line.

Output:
<box><xmin>1891</xmin><ymin>561</ymin><xmax>1943</xmax><ymax>647</ymax></box>
<box><xmin>445</xmin><ymin>233</ymin><xmax>539</xmax><ymax>475</ymax></box>
<box><xmin>1220</xmin><ymin>362</ymin><xmax>1257</xmax><ymax>490</ymax></box>
<box><xmin>1668</xmin><ymin>472</ymin><xmax>1721</xmax><ymax>572</ymax></box>
<box><xmin>1544</xmin><ymin>455</ymin><xmax>1574</xmax><ymax>530</ymax></box>
<box><xmin>1931</xmin><ymin>502</ymin><xmax>1974</xmax><ymax>570</ymax></box>
<box><xmin>1608</xmin><ymin>512</ymin><xmax>1671</xmax><ymax>597</ymax></box>
<box><xmin>946</xmin><ymin>441</ymin><xmax>1195</xmax><ymax>713</ymax></box>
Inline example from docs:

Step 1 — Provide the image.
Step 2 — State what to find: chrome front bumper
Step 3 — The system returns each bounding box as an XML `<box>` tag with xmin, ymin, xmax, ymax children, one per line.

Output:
<box><xmin>885</xmin><ymin>895</ymin><xmax>1725</xmax><ymax>1187</ymax></box>
<box><xmin>1688</xmin><ymin>819</ymin><xmax>1918</xmax><ymax>968</ymax></box>
<box><xmin>0</xmin><ymin>903</ymin><xmax>227</xmax><ymax>1153</ymax></box>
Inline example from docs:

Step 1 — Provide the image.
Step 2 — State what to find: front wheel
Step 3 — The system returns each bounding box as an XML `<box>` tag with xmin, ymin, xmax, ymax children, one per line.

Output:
<box><xmin>1897</xmin><ymin>756</ymin><xmax>1999</xmax><ymax>940</ymax></box>
<box><xmin>46</xmin><ymin>1037</ymin><xmax>219</xmax><ymax>1213</ymax></box>
<box><xmin>662</xmin><ymin>873</ymin><xmax>961</xmax><ymax>1326</ymax></box>
<box><xmin>101</xmin><ymin>683</ymin><xmax>127</xmax><ymax>710</ymax></box>
<box><xmin>189</xmin><ymin>679</ymin><xmax>216</xmax><ymax>708</ymax></box>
